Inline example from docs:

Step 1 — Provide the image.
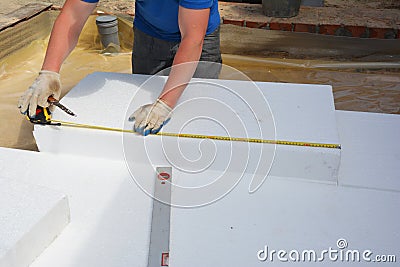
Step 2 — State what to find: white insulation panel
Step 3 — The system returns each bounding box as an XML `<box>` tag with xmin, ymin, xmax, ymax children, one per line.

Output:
<box><xmin>0</xmin><ymin>101</ymin><xmax>399</xmax><ymax>266</ymax></box>
<box><xmin>13</xmin><ymin>72</ymin><xmax>397</xmax><ymax>266</ymax></box>
<box><xmin>169</xmin><ymin>176</ymin><xmax>400</xmax><ymax>267</ymax></box>
<box><xmin>336</xmin><ymin>110</ymin><xmax>400</xmax><ymax>191</ymax></box>
<box><xmin>0</xmin><ymin>179</ymin><xmax>69</xmax><ymax>267</ymax></box>
<box><xmin>34</xmin><ymin>72</ymin><xmax>341</xmax><ymax>185</ymax></box>
<box><xmin>0</xmin><ymin>147</ymin><xmax>154</xmax><ymax>267</ymax></box>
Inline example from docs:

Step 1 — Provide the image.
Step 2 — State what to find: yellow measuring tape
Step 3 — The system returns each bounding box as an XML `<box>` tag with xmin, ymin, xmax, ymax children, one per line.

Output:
<box><xmin>51</xmin><ymin>119</ymin><xmax>341</xmax><ymax>149</ymax></box>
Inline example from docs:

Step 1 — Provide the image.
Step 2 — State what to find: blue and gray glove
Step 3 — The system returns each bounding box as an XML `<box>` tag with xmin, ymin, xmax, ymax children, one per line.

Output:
<box><xmin>129</xmin><ymin>99</ymin><xmax>172</xmax><ymax>136</ymax></box>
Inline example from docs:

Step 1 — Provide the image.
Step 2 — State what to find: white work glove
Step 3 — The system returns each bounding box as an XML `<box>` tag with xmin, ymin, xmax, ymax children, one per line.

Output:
<box><xmin>129</xmin><ymin>99</ymin><xmax>172</xmax><ymax>136</ymax></box>
<box><xmin>18</xmin><ymin>70</ymin><xmax>61</xmax><ymax>118</ymax></box>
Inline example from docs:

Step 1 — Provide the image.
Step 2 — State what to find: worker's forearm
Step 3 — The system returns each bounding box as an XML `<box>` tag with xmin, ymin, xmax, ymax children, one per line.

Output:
<box><xmin>41</xmin><ymin>17</ymin><xmax>79</xmax><ymax>72</ymax></box>
<box><xmin>159</xmin><ymin>38</ymin><xmax>203</xmax><ymax>108</ymax></box>
<box><xmin>42</xmin><ymin>0</ymin><xmax>95</xmax><ymax>72</ymax></box>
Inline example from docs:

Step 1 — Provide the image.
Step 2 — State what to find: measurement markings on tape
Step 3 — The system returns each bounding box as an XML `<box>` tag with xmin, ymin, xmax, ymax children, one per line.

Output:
<box><xmin>147</xmin><ymin>167</ymin><xmax>172</xmax><ymax>267</ymax></box>
<box><xmin>50</xmin><ymin>120</ymin><xmax>341</xmax><ymax>149</ymax></box>
<box><xmin>157</xmin><ymin>132</ymin><xmax>341</xmax><ymax>149</ymax></box>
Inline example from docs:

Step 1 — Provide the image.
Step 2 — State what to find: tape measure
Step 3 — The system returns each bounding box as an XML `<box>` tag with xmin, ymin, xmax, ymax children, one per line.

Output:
<box><xmin>27</xmin><ymin>106</ymin><xmax>51</xmax><ymax>124</ymax></box>
<box><xmin>49</xmin><ymin>119</ymin><xmax>341</xmax><ymax>149</ymax></box>
<box><xmin>158</xmin><ymin>132</ymin><xmax>341</xmax><ymax>149</ymax></box>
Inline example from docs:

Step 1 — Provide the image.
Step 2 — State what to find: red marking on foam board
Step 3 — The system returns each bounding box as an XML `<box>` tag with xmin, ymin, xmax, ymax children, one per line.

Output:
<box><xmin>158</xmin><ymin>172</ymin><xmax>170</xmax><ymax>180</ymax></box>
<box><xmin>161</xmin><ymin>252</ymin><xmax>169</xmax><ymax>266</ymax></box>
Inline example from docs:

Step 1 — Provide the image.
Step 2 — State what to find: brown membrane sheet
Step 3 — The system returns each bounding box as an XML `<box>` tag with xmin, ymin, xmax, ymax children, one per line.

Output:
<box><xmin>0</xmin><ymin>12</ymin><xmax>399</xmax><ymax>151</ymax></box>
<box><xmin>0</xmin><ymin>13</ymin><xmax>133</xmax><ymax>150</ymax></box>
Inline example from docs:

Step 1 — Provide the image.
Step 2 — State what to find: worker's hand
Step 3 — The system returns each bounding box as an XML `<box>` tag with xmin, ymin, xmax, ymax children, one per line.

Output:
<box><xmin>18</xmin><ymin>70</ymin><xmax>61</xmax><ymax>118</ymax></box>
<box><xmin>129</xmin><ymin>99</ymin><xmax>172</xmax><ymax>136</ymax></box>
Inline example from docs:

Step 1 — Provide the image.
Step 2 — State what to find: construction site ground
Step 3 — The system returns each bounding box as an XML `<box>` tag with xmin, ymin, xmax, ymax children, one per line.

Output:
<box><xmin>1</xmin><ymin>1</ymin><xmax>399</xmax><ymax>37</ymax></box>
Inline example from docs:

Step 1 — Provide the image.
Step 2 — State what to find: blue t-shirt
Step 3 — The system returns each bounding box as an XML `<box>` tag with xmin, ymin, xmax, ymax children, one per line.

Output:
<box><xmin>135</xmin><ymin>0</ymin><xmax>220</xmax><ymax>41</ymax></box>
<box><xmin>81</xmin><ymin>0</ymin><xmax>220</xmax><ymax>42</ymax></box>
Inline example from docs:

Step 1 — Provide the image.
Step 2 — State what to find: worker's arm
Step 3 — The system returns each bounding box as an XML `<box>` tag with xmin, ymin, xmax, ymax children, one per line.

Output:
<box><xmin>131</xmin><ymin>6</ymin><xmax>209</xmax><ymax>135</ymax></box>
<box><xmin>18</xmin><ymin>0</ymin><xmax>96</xmax><ymax>117</ymax></box>
<box><xmin>157</xmin><ymin>5</ymin><xmax>210</xmax><ymax>108</ymax></box>
<box><xmin>42</xmin><ymin>0</ymin><xmax>97</xmax><ymax>72</ymax></box>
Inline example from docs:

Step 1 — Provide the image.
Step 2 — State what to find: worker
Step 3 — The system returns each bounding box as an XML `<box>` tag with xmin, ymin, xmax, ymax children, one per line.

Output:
<box><xmin>18</xmin><ymin>0</ymin><xmax>222</xmax><ymax>136</ymax></box>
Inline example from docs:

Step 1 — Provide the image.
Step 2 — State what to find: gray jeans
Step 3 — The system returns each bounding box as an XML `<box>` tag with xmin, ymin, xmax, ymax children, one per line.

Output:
<box><xmin>132</xmin><ymin>27</ymin><xmax>222</xmax><ymax>79</ymax></box>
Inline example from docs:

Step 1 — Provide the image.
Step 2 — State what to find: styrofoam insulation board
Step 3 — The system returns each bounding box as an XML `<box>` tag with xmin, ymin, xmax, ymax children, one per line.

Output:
<box><xmin>336</xmin><ymin>110</ymin><xmax>400</xmax><ymax>192</ymax></box>
<box><xmin>168</xmin><ymin>111</ymin><xmax>400</xmax><ymax>266</ymax></box>
<box><xmin>2</xmin><ymin>109</ymin><xmax>400</xmax><ymax>266</ymax></box>
<box><xmin>0</xmin><ymin>179</ymin><xmax>70</xmax><ymax>267</ymax></box>
<box><xmin>169</xmin><ymin>176</ymin><xmax>400</xmax><ymax>267</ymax></box>
<box><xmin>34</xmin><ymin>72</ymin><xmax>340</xmax><ymax>185</ymax></box>
<box><xmin>0</xmin><ymin>147</ymin><xmax>153</xmax><ymax>267</ymax></box>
